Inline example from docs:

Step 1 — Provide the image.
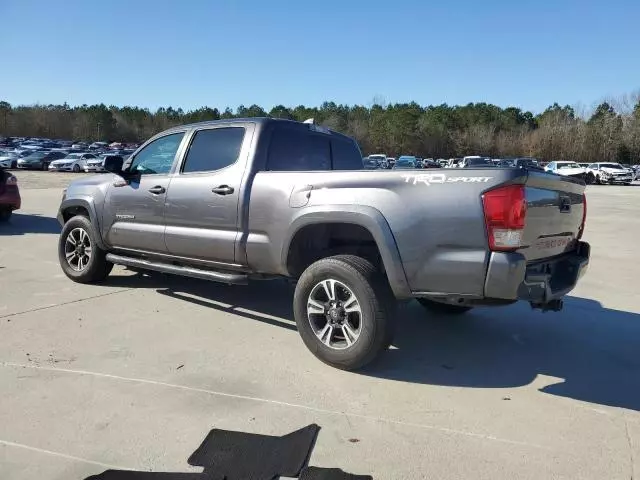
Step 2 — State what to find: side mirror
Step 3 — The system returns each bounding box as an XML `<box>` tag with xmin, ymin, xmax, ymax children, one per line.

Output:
<box><xmin>104</xmin><ymin>156</ymin><xmax>124</xmax><ymax>174</ymax></box>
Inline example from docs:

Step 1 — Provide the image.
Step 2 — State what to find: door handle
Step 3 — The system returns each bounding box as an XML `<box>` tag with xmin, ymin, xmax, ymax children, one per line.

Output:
<box><xmin>211</xmin><ymin>185</ymin><xmax>234</xmax><ymax>195</ymax></box>
<box><xmin>148</xmin><ymin>185</ymin><xmax>166</xmax><ymax>194</ymax></box>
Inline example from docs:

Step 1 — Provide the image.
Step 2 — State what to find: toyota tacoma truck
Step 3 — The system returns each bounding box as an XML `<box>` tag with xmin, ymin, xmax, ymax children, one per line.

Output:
<box><xmin>56</xmin><ymin>118</ymin><xmax>590</xmax><ymax>370</ymax></box>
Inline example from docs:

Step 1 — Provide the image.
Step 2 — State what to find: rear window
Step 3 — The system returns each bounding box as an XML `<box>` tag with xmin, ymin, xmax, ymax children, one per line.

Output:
<box><xmin>332</xmin><ymin>138</ymin><xmax>363</xmax><ymax>170</ymax></box>
<box><xmin>267</xmin><ymin>128</ymin><xmax>331</xmax><ymax>171</ymax></box>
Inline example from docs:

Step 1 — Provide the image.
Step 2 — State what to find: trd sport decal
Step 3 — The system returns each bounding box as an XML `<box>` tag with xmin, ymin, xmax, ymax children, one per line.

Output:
<box><xmin>401</xmin><ymin>173</ymin><xmax>493</xmax><ymax>186</ymax></box>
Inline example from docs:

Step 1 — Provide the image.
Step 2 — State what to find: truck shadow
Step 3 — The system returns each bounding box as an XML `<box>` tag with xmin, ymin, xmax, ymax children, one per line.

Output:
<box><xmin>106</xmin><ymin>270</ymin><xmax>640</xmax><ymax>412</ymax></box>
<box><xmin>0</xmin><ymin>213</ymin><xmax>61</xmax><ymax>235</ymax></box>
<box><xmin>365</xmin><ymin>297</ymin><xmax>640</xmax><ymax>412</ymax></box>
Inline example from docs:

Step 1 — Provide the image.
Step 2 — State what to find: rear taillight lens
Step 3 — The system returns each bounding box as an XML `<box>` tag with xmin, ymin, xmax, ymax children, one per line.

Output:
<box><xmin>577</xmin><ymin>193</ymin><xmax>587</xmax><ymax>239</ymax></box>
<box><xmin>482</xmin><ymin>184</ymin><xmax>527</xmax><ymax>251</ymax></box>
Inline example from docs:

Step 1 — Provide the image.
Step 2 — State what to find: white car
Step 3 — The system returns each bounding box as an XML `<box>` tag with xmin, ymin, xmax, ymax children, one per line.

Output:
<box><xmin>544</xmin><ymin>161</ymin><xmax>586</xmax><ymax>180</ymax></box>
<box><xmin>584</xmin><ymin>162</ymin><xmax>634</xmax><ymax>185</ymax></box>
<box><xmin>0</xmin><ymin>151</ymin><xmax>19</xmax><ymax>168</ymax></box>
<box><xmin>48</xmin><ymin>153</ymin><xmax>97</xmax><ymax>172</ymax></box>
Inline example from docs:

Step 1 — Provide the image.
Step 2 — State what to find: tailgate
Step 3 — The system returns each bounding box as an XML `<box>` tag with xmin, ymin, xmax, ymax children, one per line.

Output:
<box><xmin>519</xmin><ymin>171</ymin><xmax>586</xmax><ymax>261</ymax></box>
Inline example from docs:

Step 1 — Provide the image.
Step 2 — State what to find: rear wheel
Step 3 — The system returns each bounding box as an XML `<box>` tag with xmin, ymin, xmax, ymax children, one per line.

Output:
<box><xmin>58</xmin><ymin>215</ymin><xmax>113</xmax><ymax>283</ymax></box>
<box><xmin>293</xmin><ymin>255</ymin><xmax>396</xmax><ymax>370</ymax></box>
<box><xmin>585</xmin><ymin>172</ymin><xmax>595</xmax><ymax>184</ymax></box>
<box><xmin>417</xmin><ymin>298</ymin><xmax>472</xmax><ymax>315</ymax></box>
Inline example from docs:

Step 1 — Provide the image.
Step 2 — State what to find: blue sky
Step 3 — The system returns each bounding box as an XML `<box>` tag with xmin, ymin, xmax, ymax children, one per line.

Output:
<box><xmin>2</xmin><ymin>0</ymin><xmax>638</xmax><ymax>113</ymax></box>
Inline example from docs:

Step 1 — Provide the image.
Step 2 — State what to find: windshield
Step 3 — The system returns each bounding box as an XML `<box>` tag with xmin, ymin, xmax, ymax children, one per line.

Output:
<box><xmin>64</xmin><ymin>153</ymin><xmax>82</xmax><ymax>159</ymax></box>
<box><xmin>557</xmin><ymin>162</ymin><xmax>580</xmax><ymax>169</ymax></box>
<box><xmin>600</xmin><ymin>163</ymin><xmax>624</xmax><ymax>169</ymax></box>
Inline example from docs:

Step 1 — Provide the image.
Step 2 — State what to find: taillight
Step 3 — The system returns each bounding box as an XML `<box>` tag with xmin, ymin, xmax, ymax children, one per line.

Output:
<box><xmin>577</xmin><ymin>193</ymin><xmax>587</xmax><ymax>239</ymax></box>
<box><xmin>482</xmin><ymin>184</ymin><xmax>527</xmax><ymax>251</ymax></box>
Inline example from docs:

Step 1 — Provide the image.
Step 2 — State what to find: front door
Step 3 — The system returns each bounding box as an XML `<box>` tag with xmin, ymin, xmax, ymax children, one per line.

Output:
<box><xmin>103</xmin><ymin>131</ymin><xmax>187</xmax><ymax>253</ymax></box>
<box><xmin>164</xmin><ymin>125</ymin><xmax>251</xmax><ymax>264</ymax></box>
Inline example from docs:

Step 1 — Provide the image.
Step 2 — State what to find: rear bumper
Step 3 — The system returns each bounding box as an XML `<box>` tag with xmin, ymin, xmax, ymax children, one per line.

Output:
<box><xmin>484</xmin><ymin>241</ymin><xmax>590</xmax><ymax>304</ymax></box>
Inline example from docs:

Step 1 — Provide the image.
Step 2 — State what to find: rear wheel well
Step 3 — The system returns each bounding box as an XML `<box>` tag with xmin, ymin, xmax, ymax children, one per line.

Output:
<box><xmin>62</xmin><ymin>206</ymin><xmax>90</xmax><ymax>223</ymax></box>
<box><xmin>286</xmin><ymin>223</ymin><xmax>385</xmax><ymax>279</ymax></box>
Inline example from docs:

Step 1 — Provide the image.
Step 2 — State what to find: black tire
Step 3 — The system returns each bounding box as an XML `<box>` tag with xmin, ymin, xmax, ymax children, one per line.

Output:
<box><xmin>0</xmin><ymin>210</ymin><xmax>11</xmax><ymax>222</ymax></box>
<box><xmin>293</xmin><ymin>255</ymin><xmax>396</xmax><ymax>371</ymax></box>
<box><xmin>72</xmin><ymin>164</ymin><xmax>80</xmax><ymax>173</ymax></box>
<box><xmin>585</xmin><ymin>172</ymin><xmax>595</xmax><ymax>185</ymax></box>
<box><xmin>417</xmin><ymin>298</ymin><xmax>472</xmax><ymax>315</ymax></box>
<box><xmin>58</xmin><ymin>215</ymin><xmax>113</xmax><ymax>283</ymax></box>
<box><xmin>11</xmin><ymin>160</ymin><xmax>17</xmax><ymax>169</ymax></box>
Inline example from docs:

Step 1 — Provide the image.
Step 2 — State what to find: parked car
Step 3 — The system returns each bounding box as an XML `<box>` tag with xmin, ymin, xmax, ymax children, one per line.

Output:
<box><xmin>0</xmin><ymin>168</ymin><xmax>21</xmax><ymax>221</ymax></box>
<box><xmin>584</xmin><ymin>162</ymin><xmax>634</xmax><ymax>185</ymax></box>
<box><xmin>544</xmin><ymin>161</ymin><xmax>586</xmax><ymax>180</ymax></box>
<box><xmin>17</xmin><ymin>151</ymin><xmax>67</xmax><ymax>170</ymax></box>
<box><xmin>49</xmin><ymin>153</ymin><xmax>98</xmax><ymax>172</ymax></box>
<box><xmin>56</xmin><ymin>117</ymin><xmax>589</xmax><ymax>370</ymax></box>
<box><xmin>363</xmin><ymin>157</ymin><xmax>380</xmax><ymax>170</ymax></box>
<box><xmin>459</xmin><ymin>156</ymin><xmax>494</xmax><ymax>168</ymax></box>
<box><xmin>512</xmin><ymin>157</ymin><xmax>545</xmax><ymax>172</ymax></box>
<box><xmin>393</xmin><ymin>155</ymin><xmax>417</xmax><ymax>169</ymax></box>
<box><xmin>367</xmin><ymin>154</ymin><xmax>387</xmax><ymax>169</ymax></box>
<box><xmin>0</xmin><ymin>151</ymin><xmax>20</xmax><ymax>169</ymax></box>
<box><xmin>386</xmin><ymin>157</ymin><xmax>396</xmax><ymax>168</ymax></box>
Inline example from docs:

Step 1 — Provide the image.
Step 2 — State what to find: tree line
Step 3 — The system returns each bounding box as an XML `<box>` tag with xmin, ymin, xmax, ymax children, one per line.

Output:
<box><xmin>1</xmin><ymin>95</ymin><xmax>640</xmax><ymax>163</ymax></box>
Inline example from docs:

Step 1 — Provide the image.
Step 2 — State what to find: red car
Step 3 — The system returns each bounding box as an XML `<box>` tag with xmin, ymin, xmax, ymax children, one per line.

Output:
<box><xmin>0</xmin><ymin>168</ymin><xmax>21</xmax><ymax>221</ymax></box>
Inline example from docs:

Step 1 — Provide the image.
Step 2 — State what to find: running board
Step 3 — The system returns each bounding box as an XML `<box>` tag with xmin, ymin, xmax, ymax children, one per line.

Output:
<box><xmin>106</xmin><ymin>253</ymin><xmax>249</xmax><ymax>285</ymax></box>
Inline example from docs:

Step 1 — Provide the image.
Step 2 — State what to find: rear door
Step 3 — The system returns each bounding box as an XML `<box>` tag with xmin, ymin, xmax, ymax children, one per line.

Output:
<box><xmin>163</xmin><ymin>123</ymin><xmax>253</xmax><ymax>264</ymax></box>
<box><xmin>103</xmin><ymin>131</ymin><xmax>187</xmax><ymax>253</ymax></box>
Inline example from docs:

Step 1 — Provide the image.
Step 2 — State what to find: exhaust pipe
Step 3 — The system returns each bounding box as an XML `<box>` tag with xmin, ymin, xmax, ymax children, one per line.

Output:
<box><xmin>530</xmin><ymin>299</ymin><xmax>563</xmax><ymax>312</ymax></box>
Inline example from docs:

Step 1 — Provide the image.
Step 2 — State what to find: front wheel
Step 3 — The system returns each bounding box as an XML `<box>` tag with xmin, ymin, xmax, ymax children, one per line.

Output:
<box><xmin>293</xmin><ymin>255</ymin><xmax>396</xmax><ymax>370</ymax></box>
<box><xmin>58</xmin><ymin>215</ymin><xmax>113</xmax><ymax>283</ymax></box>
<box><xmin>417</xmin><ymin>298</ymin><xmax>472</xmax><ymax>315</ymax></box>
<box><xmin>72</xmin><ymin>164</ymin><xmax>81</xmax><ymax>172</ymax></box>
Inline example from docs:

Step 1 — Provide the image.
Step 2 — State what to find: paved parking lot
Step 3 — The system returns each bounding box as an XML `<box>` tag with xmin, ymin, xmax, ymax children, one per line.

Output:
<box><xmin>1</xmin><ymin>171</ymin><xmax>639</xmax><ymax>480</ymax></box>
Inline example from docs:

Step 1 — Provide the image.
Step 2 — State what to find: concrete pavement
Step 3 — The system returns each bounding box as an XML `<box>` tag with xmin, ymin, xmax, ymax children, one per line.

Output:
<box><xmin>1</xmin><ymin>172</ymin><xmax>639</xmax><ymax>479</ymax></box>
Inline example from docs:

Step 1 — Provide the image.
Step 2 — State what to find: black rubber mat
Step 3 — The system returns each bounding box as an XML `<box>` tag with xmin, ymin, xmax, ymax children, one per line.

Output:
<box><xmin>85</xmin><ymin>472</ymin><xmax>220</xmax><ymax>480</ymax></box>
<box><xmin>299</xmin><ymin>467</ymin><xmax>373</xmax><ymax>480</ymax></box>
<box><xmin>187</xmin><ymin>424</ymin><xmax>320</xmax><ymax>479</ymax></box>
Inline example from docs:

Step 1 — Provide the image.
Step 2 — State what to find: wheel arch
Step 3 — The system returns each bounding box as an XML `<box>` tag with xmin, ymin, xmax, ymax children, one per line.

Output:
<box><xmin>282</xmin><ymin>205</ymin><xmax>411</xmax><ymax>299</ymax></box>
<box><xmin>58</xmin><ymin>197</ymin><xmax>106</xmax><ymax>249</ymax></box>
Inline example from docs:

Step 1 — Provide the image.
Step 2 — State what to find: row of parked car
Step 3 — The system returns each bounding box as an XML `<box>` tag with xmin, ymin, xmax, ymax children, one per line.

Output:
<box><xmin>0</xmin><ymin>137</ymin><xmax>136</xmax><ymax>173</ymax></box>
<box><xmin>363</xmin><ymin>154</ymin><xmax>639</xmax><ymax>184</ymax></box>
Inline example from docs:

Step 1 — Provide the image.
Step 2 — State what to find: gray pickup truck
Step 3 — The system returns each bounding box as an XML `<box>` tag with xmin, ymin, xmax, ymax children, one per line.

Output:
<box><xmin>57</xmin><ymin>118</ymin><xmax>590</xmax><ymax>370</ymax></box>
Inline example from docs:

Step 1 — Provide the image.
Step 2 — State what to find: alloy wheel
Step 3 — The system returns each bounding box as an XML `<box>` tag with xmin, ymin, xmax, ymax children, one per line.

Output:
<box><xmin>307</xmin><ymin>279</ymin><xmax>362</xmax><ymax>350</ymax></box>
<box><xmin>64</xmin><ymin>227</ymin><xmax>92</xmax><ymax>271</ymax></box>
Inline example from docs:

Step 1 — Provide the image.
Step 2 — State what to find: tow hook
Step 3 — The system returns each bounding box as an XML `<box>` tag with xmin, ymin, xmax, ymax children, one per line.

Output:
<box><xmin>530</xmin><ymin>299</ymin><xmax>564</xmax><ymax>312</ymax></box>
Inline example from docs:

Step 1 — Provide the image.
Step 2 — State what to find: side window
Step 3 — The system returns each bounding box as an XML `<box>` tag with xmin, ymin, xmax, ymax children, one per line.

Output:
<box><xmin>182</xmin><ymin>127</ymin><xmax>245</xmax><ymax>174</ymax></box>
<box><xmin>267</xmin><ymin>128</ymin><xmax>331</xmax><ymax>171</ymax></box>
<box><xmin>548</xmin><ymin>162</ymin><xmax>555</xmax><ymax>170</ymax></box>
<box><xmin>332</xmin><ymin>138</ymin><xmax>364</xmax><ymax>170</ymax></box>
<box><xmin>128</xmin><ymin>132</ymin><xmax>185</xmax><ymax>175</ymax></box>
